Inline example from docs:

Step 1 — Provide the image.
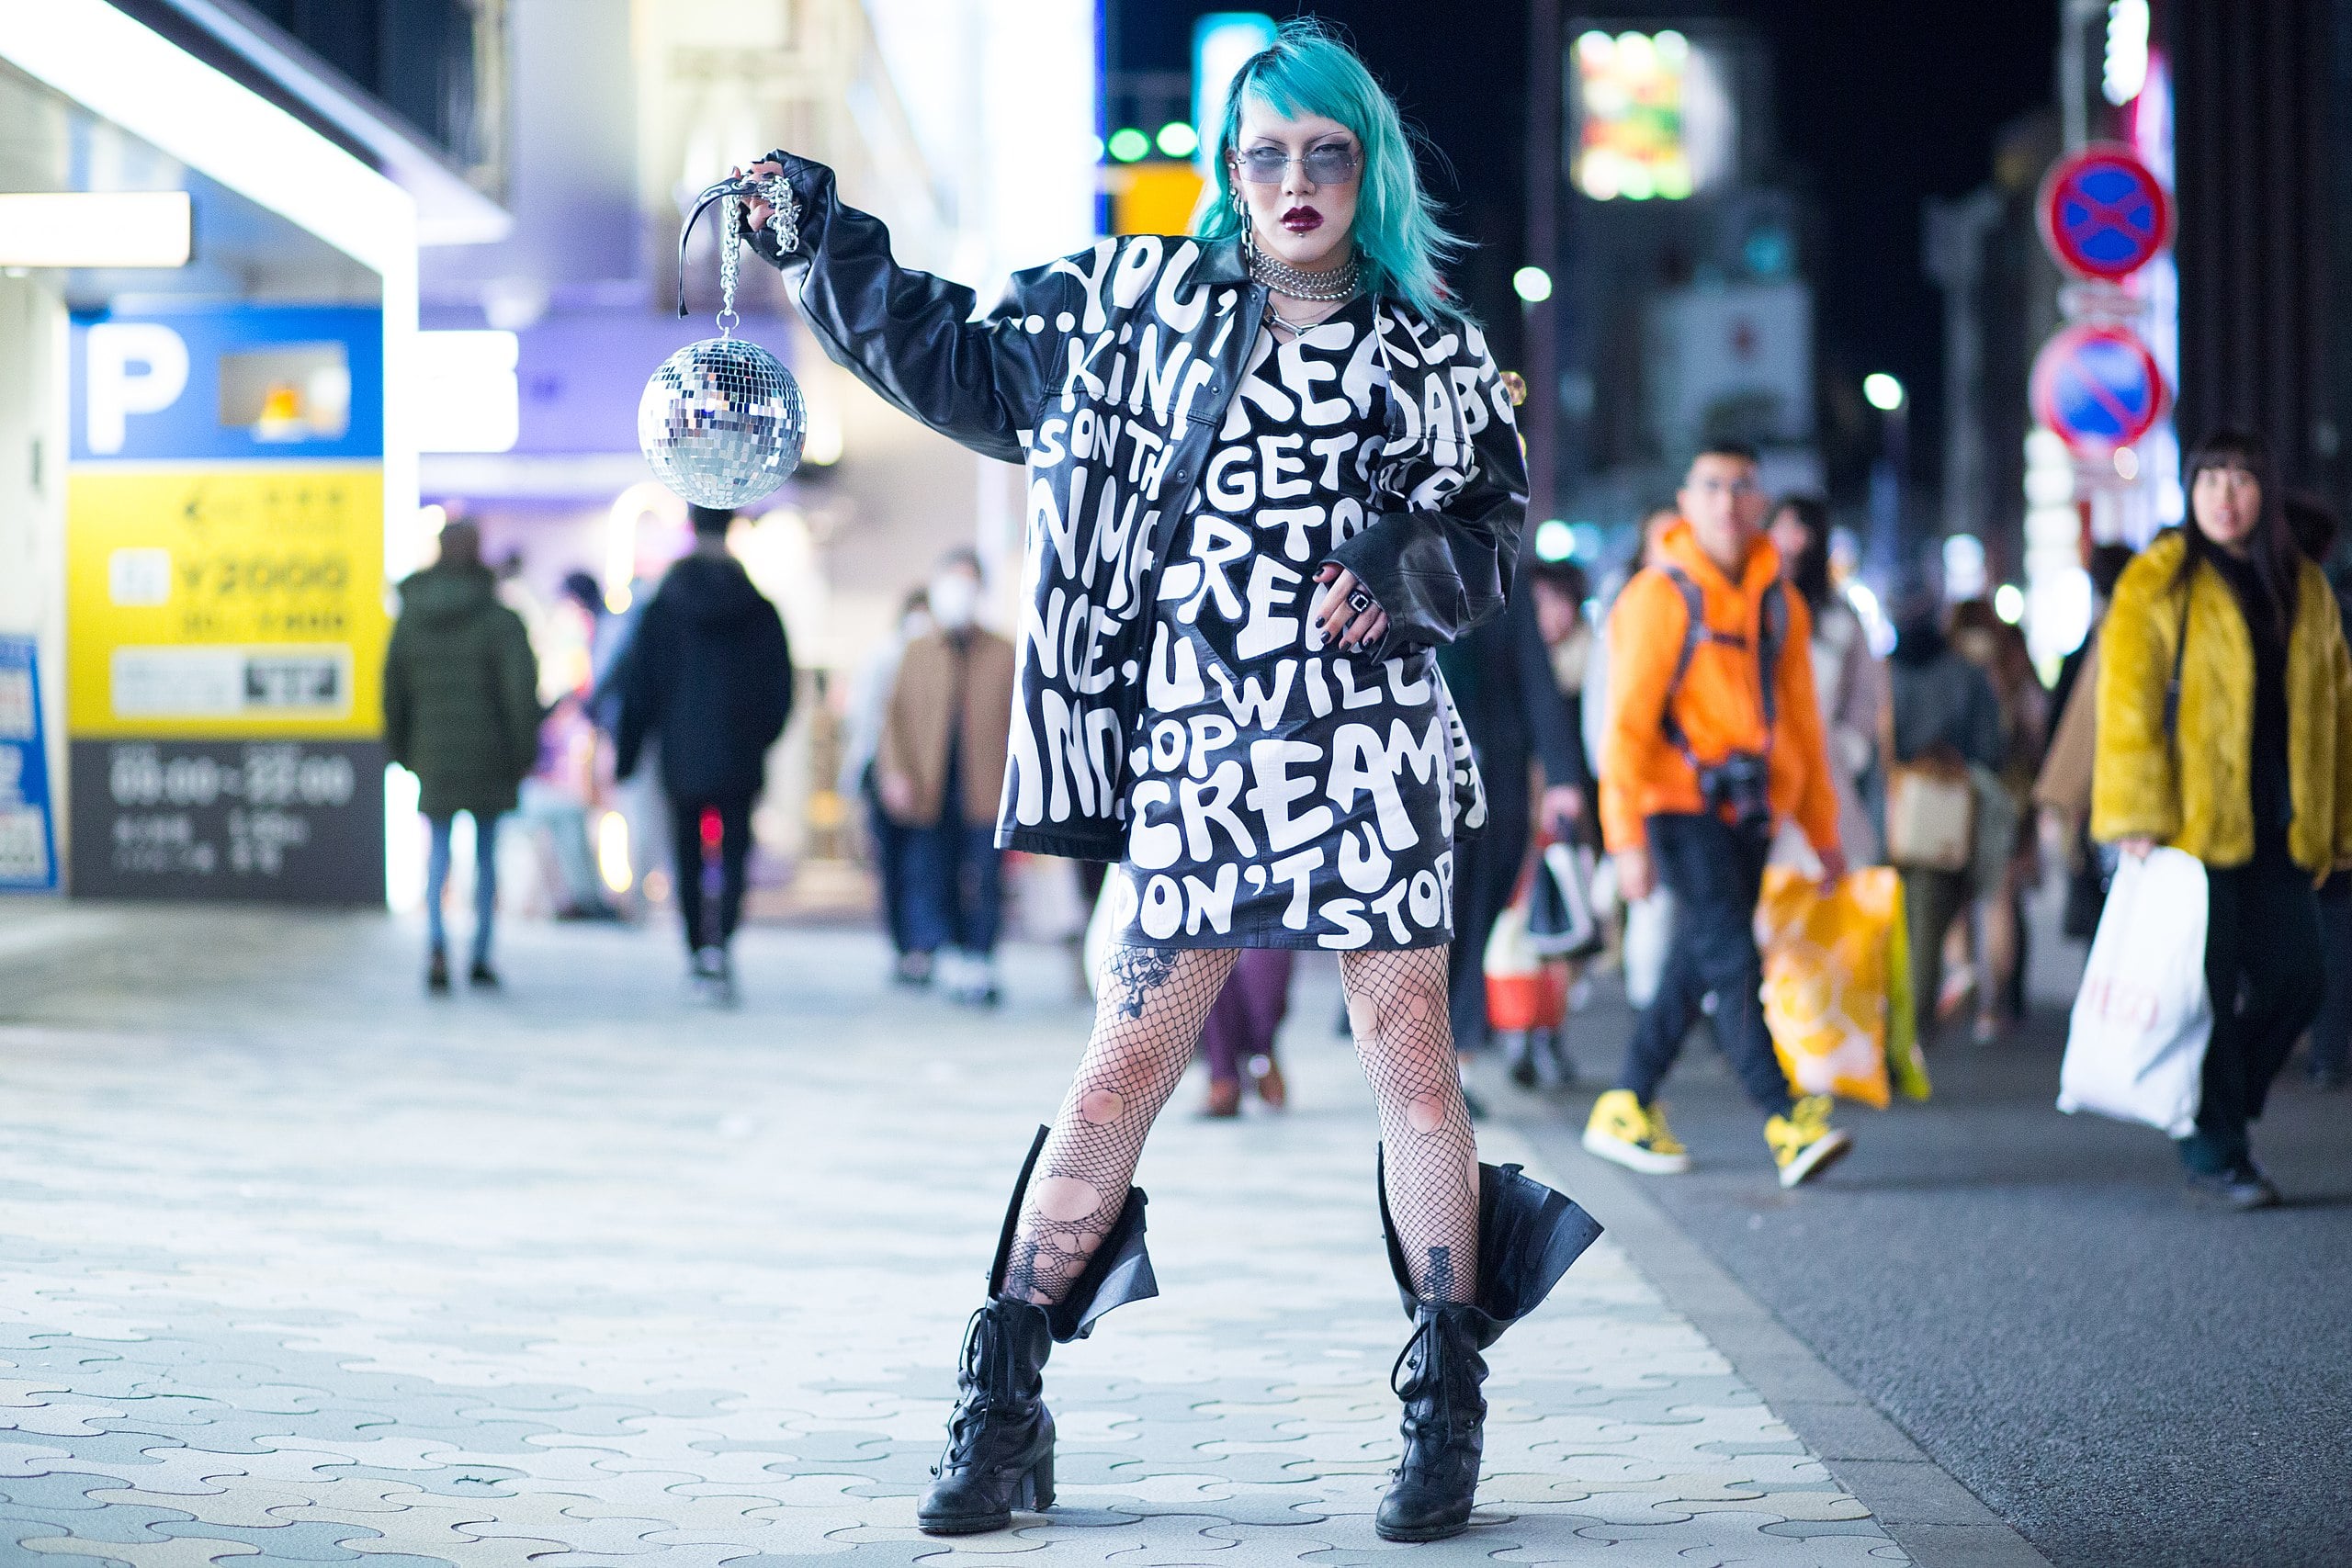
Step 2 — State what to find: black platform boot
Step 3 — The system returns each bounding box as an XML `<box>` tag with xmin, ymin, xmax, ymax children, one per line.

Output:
<box><xmin>1373</xmin><ymin>1155</ymin><xmax>1603</xmax><ymax>1542</ymax></box>
<box><xmin>919</xmin><ymin>1126</ymin><xmax>1159</xmax><ymax>1535</ymax></box>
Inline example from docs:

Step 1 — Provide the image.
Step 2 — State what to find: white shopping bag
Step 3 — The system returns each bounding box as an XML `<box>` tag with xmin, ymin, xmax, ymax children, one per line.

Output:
<box><xmin>2058</xmin><ymin>846</ymin><xmax>2211</xmax><ymax>1136</ymax></box>
<box><xmin>1527</xmin><ymin>842</ymin><xmax>1603</xmax><ymax>959</ymax></box>
<box><xmin>1622</xmin><ymin>887</ymin><xmax>1676</xmax><ymax>1011</ymax></box>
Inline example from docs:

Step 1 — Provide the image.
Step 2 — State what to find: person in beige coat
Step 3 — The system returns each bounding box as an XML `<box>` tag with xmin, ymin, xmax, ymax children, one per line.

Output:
<box><xmin>878</xmin><ymin>549</ymin><xmax>1017</xmax><ymax>1004</ymax></box>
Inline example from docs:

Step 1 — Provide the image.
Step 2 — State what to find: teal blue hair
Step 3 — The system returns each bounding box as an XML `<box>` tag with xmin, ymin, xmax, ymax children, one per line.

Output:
<box><xmin>1193</xmin><ymin>18</ymin><xmax>1461</xmax><ymax>320</ymax></box>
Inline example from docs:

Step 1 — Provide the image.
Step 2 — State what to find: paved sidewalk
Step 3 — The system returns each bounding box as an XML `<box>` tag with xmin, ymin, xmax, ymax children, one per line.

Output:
<box><xmin>1</xmin><ymin>909</ymin><xmax>1905</xmax><ymax>1565</ymax></box>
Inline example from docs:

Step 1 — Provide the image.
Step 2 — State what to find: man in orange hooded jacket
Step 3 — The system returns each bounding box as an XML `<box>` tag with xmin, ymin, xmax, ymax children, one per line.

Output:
<box><xmin>1585</xmin><ymin>442</ymin><xmax>1855</xmax><ymax>1188</ymax></box>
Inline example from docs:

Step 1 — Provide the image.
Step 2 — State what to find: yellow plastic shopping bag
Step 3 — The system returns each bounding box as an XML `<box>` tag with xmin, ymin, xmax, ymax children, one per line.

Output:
<box><xmin>1757</xmin><ymin>866</ymin><xmax>1928</xmax><ymax>1109</ymax></box>
<box><xmin>1883</xmin><ymin>877</ymin><xmax>1929</xmax><ymax>1101</ymax></box>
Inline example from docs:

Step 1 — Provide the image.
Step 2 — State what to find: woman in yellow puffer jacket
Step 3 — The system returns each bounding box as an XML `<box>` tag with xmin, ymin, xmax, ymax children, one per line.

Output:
<box><xmin>2094</xmin><ymin>428</ymin><xmax>2352</xmax><ymax>1208</ymax></box>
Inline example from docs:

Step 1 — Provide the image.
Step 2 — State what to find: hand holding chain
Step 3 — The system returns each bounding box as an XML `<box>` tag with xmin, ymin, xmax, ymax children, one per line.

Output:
<box><xmin>676</xmin><ymin>170</ymin><xmax>802</xmax><ymax>328</ymax></box>
<box><xmin>751</xmin><ymin>170</ymin><xmax>799</xmax><ymax>255</ymax></box>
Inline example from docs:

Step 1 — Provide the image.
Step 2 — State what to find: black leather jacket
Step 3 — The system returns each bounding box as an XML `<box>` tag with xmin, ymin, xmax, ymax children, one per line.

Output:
<box><xmin>753</xmin><ymin>152</ymin><xmax>1527</xmax><ymax>858</ymax></box>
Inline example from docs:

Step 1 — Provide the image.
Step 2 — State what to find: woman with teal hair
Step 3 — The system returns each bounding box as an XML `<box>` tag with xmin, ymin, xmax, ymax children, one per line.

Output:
<box><xmin>740</xmin><ymin>17</ymin><xmax>1599</xmax><ymax>1542</ymax></box>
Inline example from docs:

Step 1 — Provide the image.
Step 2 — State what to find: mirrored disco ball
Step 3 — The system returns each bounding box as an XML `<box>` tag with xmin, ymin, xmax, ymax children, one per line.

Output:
<box><xmin>638</xmin><ymin>337</ymin><xmax>806</xmax><ymax>507</ymax></box>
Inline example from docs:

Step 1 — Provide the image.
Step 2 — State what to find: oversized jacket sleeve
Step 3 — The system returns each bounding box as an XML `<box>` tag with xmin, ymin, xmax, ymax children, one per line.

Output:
<box><xmin>1329</xmin><ymin>317</ymin><xmax>1525</xmax><ymax>655</ymax></box>
<box><xmin>2091</xmin><ymin>555</ymin><xmax>2181</xmax><ymax>845</ymax></box>
<box><xmin>750</xmin><ymin>152</ymin><xmax>1069</xmax><ymax>465</ymax></box>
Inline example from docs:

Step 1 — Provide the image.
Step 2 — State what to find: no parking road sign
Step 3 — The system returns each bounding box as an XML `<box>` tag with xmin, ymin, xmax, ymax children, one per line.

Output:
<box><xmin>2040</xmin><ymin>144</ymin><xmax>2171</xmax><ymax>281</ymax></box>
<box><xmin>2032</xmin><ymin>323</ymin><xmax>2165</xmax><ymax>456</ymax></box>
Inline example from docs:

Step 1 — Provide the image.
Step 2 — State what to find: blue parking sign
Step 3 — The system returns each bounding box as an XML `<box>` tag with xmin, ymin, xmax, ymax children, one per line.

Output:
<box><xmin>0</xmin><ymin>636</ymin><xmax>59</xmax><ymax>892</ymax></box>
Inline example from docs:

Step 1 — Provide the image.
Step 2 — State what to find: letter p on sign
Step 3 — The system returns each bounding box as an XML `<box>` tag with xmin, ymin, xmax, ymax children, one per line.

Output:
<box><xmin>85</xmin><ymin>321</ymin><xmax>188</xmax><ymax>456</ymax></box>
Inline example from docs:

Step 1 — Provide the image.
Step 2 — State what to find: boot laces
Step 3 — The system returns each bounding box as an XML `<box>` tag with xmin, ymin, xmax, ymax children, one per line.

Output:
<box><xmin>1384</xmin><ymin>1315</ymin><xmax>1442</xmax><ymax>1480</ymax></box>
<box><xmin>935</xmin><ymin>1305</ymin><xmax>997</xmax><ymax>1475</ymax></box>
<box><xmin>1390</xmin><ymin>1315</ymin><xmax>1437</xmax><ymax>1401</ymax></box>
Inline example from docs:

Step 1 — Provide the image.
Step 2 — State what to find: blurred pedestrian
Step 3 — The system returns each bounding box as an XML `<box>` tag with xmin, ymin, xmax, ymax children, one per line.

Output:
<box><xmin>877</xmin><ymin>550</ymin><xmax>1013</xmax><ymax>1007</ymax></box>
<box><xmin>1579</xmin><ymin>506</ymin><xmax>1679</xmax><ymax>778</ymax></box>
<box><xmin>1439</xmin><ymin>549</ymin><xmax>1588</xmax><ymax>1091</ymax></box>
<box><xmin>1883</xmin><ymin>576</ymin><xmax>2004</xmax><ymax>1040</ymax></box>
<box><xmin>843</xmin><ymin>588</ymin><xmax>933</xmax><ymax>985</ymax></box>
<box><xmin>518</xmin><ymin>690</ymin><xmax>616</xmax><ymax>919</ymax></box>
<box><xmin>514</xmin><ymin>571</ymin><xmax>617</xmax><ymax>921</ymax></box>
<box><xmin>1769</xmin><ymin>494</ymin><xmax>1882</xmax><ymax>867</ymax></box>
<box><xmin>383</xmin><ymin>520</ymin><xmax>541</xmax><ymax>994</ymax></box>
<box><xmin>616</xmin><ymin>505</ymin><xmax>795</xmax><ymax>1005</ymax></box>
<box><xmin>2094</xmin><ymin>430</ymin><xmax>2352</xmax><ymax>1206</ymax></box>
<box><xmin>1583</xmin><ymin>508</ymin><xmax>1680</xmax><ymax>1008</ymax></box>
<box><xmin>2036</xmin><ymin>544</ymin><xmax>2136</xmax><ymax>942</ymax></box>
<box><xmin>1947</xmin><ymin>599</ymin><xmax>2044</xmax><ymax>1039</ymax></box>
<box><xmin>1529</xmin><ymin>559</ymin><xmax>1593</xmax><ymax>742</ymax></box>
<box><xmin>1197</xmin><ymin>948</ymin><xmax>1294</xmax><ymax>1116</ymax></box>
<box><xmin>1586</xmin><ymin>443</ymin><xmax>1854</xmax><ymax>1189</ymax></box>
<box><xmin>1524</xmin><ymin>558</ymin><xmax>1598</xmax><ymax>1084</ymax></box>
<box><xmin>2285</xmin><ymin>491</ymin><xmax>2352</xmax><ymax>1090</ymax></box>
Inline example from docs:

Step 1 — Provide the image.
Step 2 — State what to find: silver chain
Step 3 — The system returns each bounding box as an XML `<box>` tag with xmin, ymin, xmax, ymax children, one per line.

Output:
<box><xmin>715</xmin><ymin>175</ymin><xmax>802</xmax><ymax>336</ymax></box>
<box><xmin>1246</xmin><ymin>231</ymin><xmax>1361</xmax><ymax>302</ymax></box>
<box><xmin>1267</xmin><ymin>302</ymin><xmax>1337</xmax><ymax>335</ymax></box>
<box><xmin>756</xmin><ymin>173</ymin><xmax>800</xmax><ymax>254</ymax></box>
<box><xmin>717</xmin><ymin>195</ymin><xmax>741</xmax><ymax>334</ymax></box>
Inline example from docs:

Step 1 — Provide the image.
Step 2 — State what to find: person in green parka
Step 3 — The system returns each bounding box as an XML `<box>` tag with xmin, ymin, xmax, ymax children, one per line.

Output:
<box><xmin>384</xmin><ymin>521</ymin><xmax>540</xmax><ymax>993</ymax></box>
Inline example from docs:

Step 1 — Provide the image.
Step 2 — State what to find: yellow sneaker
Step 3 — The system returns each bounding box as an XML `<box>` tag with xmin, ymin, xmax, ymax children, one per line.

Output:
<box><xmin>1582</xmin><ymin>1089</ymin><xmax>1691</xmax><ymax>1175</ymax></box>
<box><xmin>1767</xmin><ymin>1094</ymin><xmax>1853</xmax><ymax>1189</ymax></box>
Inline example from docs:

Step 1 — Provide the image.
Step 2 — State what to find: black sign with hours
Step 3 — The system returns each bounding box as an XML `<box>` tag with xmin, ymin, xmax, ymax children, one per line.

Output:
<box><xmin>243</xmin><ymin>655</ymin><xmax>344</xmax><ymax>709</ymax></box>
<box><xmin>69</xmin><ymin>739</ymin><xmax>387</xmax><ymax>904</ymax></box>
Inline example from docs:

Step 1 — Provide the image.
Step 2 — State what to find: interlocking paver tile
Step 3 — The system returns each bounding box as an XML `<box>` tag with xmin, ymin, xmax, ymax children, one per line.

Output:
<box><xmin>0</xmin><ymin>916</ymin><xmax>1907</xmax><ymax>1566</ymax></box>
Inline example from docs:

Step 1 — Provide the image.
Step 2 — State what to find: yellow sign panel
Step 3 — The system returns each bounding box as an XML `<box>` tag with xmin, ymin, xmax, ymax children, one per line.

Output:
<box><xmin>66</xmin><ymin>463</ymin><xmax>387</xmax><ymax>739</ymax></box>
<box><xmin>1108</xmin><ymin>164</ymin><xmax>1206</xmax><ymax>237</ymax></box>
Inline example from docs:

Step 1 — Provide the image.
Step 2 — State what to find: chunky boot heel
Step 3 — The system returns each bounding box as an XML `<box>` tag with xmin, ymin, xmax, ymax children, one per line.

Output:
<box><xmin>1023</xmin><ymin>1443</ymin><xmax>1056</xmax><ymax>1511</ymax></box>
<box><xmin>917</xmin><ymin>1127</ymin><xmax>1159</xmax><ymax>1536</ymax></box>
<box><xmin>1372</xmin><ymin>1154</ymin><xmax>1604</xmax><ymax>1543</ymax></box>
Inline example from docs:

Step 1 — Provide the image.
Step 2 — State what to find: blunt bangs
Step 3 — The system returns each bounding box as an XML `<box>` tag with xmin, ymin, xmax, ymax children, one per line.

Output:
<box><xmin>2184</xmin><ymin>426</ymin><xmax>2272</xmax><ymax>490</ymax></box>
<box><xmin>1193</xmin><ymin>18</ymin><xmax>1461</xmax><ymax>321</ymax></box>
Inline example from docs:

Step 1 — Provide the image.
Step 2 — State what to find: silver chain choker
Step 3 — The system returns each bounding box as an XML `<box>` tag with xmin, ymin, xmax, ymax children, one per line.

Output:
<box><xmin>1246</xmin><ymin>234</ymin><xmax>1361</xmax><ymax>302</ymax></box>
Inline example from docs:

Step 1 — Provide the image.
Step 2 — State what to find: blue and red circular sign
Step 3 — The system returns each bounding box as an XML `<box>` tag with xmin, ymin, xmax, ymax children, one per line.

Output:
<box><xmin>2039</xmin><ymin>145</ymin><xmax>2171</xmax><ymax>280</ymax></box>
<box><xmin>2031</xmin><ymin>324</ymin><xmax>2165</xmax><ymax>454</ymax></box>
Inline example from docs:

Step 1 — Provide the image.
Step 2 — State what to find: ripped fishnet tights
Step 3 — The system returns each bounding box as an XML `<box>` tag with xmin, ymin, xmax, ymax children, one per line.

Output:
<box><xmin>1341</xmin><ymin>945</ymin><xmax>1480</xmax><ymax>1304</ymax></box>
<box><xmin>1001</xmin><ymin>941</ymin><xmax>1480</xmax><ymax>1310</ymax></box>
<box><xmin>1000</xmin><ymin>944</ymin><xmax>1240</xmax><ymax>1306</ymax></box>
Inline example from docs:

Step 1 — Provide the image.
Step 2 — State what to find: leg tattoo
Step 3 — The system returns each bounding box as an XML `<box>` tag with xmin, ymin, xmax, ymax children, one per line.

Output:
<box><xmin>1343</xmin><ymin>946</ymin><xmax>1480</xmax><ymax>1303</ymax></box>
<box><xmin>1000</xmin><ymin>943</ymin><xmax>1238</xmax><ymax>1306</ymax></box>
<box><xmin>1104</xmin><ymin>946</ymin><xmax>1182</xmax><ymax>1021</ymax></box>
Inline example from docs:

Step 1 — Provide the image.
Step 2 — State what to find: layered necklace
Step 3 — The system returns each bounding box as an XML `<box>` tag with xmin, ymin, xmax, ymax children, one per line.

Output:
<box><xmin>1246</xmin><ymin>232</ymin><xmax>1361</xmax><ymax>335</ymax></box>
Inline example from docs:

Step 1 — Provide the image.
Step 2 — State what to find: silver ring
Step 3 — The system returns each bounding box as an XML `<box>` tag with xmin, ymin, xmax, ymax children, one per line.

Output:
<box><xmin>1346</xmin><ymin>588</ymin><xmax>1374</xmax><ymax>615</ymax></box>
